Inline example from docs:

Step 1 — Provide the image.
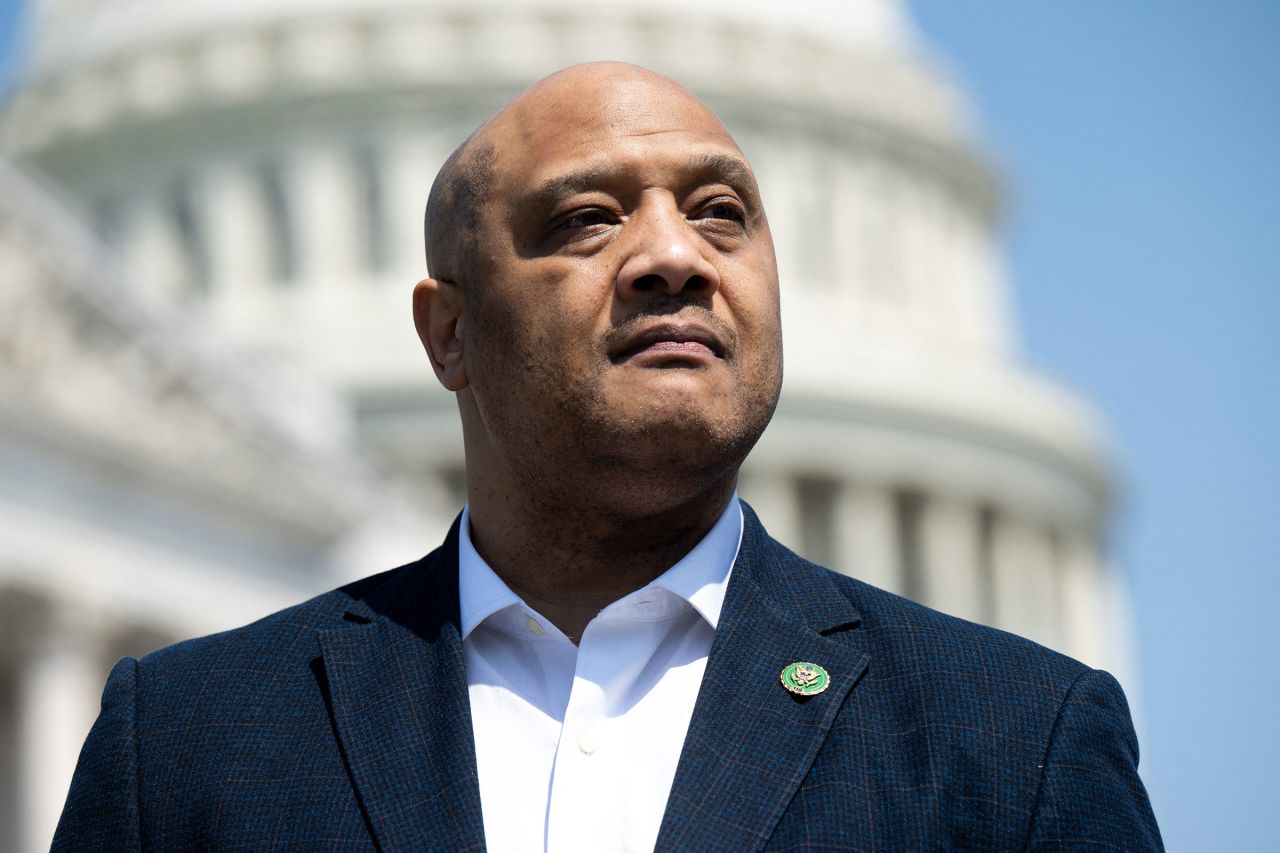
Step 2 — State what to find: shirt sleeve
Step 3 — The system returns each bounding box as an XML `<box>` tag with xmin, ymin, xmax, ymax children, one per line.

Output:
<box><xmin>52</xmin><ymin>655</ymin><xmax>144</xmax><ymax>853</ymax></box>
<box><xmin>1025</xmin><ymin>667</ymin><xmax>1164</xmax><ymax>851</ymax></box>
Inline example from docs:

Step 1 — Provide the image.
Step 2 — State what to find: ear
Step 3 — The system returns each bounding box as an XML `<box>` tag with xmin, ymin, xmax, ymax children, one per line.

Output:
<box><xmin>412</xmin><ymin>277</ymin><xmax>468</xmax><ymax>391</ymax></box>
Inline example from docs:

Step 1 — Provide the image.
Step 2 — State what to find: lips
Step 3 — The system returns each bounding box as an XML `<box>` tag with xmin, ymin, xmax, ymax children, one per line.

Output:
<box><xmin>609</xmin><ymin>322</ymin><xmax>727</xmax><ymax>363</ymax></box>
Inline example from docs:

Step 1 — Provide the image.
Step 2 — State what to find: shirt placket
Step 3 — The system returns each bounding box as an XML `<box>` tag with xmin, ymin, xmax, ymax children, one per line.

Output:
<box><xmin>544</xmin><ymin>615</ymin><xmax>627</xmax><ymax>852</ymax></box>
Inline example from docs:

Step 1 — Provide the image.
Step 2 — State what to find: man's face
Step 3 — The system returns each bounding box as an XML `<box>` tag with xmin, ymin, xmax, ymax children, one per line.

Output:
<box><xmin>458</xmin><ymin>67</ymin><xmax>783</xmax><ymax>489</ymax></box>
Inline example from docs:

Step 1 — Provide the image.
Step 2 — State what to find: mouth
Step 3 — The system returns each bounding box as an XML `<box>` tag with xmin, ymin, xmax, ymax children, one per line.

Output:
<box><xmin>609</xmin><ymin>322</ymin><xmax>727</xmax><ymax>365</ymax></box>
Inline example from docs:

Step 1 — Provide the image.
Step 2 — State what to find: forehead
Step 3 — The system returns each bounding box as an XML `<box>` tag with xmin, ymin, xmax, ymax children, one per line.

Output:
<box><xmin>488</xmin><ymin>73</ymin><xmax>745</xmax><ymax>193</ymax></box>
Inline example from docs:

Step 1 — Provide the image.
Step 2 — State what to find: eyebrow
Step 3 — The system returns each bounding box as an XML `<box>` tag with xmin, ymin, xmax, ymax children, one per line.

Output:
<box><xmin>522</xmin><ymin>152</ymin><xmax>762</xmax><ymax>214</ymax></box>
<box><xmin>527</xmin><ymin>167</ymin><xmax>611</xmax><ymax>211</ymax></box>
<box><xmin>688</xmin><ymin>153</ymin><xmax>759</xmax><ymax>204</ymax></box>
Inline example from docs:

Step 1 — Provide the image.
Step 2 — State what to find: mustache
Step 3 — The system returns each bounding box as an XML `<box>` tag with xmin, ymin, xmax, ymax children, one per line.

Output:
<box><xmin>603</xmin><ymin>303</ymin><xmax>738</xmax><ymax>357</ymax></box>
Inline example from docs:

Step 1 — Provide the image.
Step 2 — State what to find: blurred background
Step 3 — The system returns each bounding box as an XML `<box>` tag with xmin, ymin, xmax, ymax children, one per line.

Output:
<box><xmin>0</xmin><ymin>0</ymin><xmax>1274</xmax><ymax>850</ymax></box>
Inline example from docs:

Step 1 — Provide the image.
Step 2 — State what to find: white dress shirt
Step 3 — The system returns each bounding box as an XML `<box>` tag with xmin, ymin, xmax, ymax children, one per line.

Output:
<box><xmin>458</xmin><ymin>498</ymin><xmax>743</xmax><ymax>853</ymax></box>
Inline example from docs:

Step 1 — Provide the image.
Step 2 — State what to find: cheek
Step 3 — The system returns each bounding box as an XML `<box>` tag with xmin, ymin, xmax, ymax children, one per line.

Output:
<box><xmin>721</xmin><ymin>269</ymin><xmax>782</xmax><ymax>342</ymax></box>
<box><xmin>468</xmin><ymin>273</ymin><xmax>605</xmax><ymax>381</ymax></box>
<box><xmin>722</xmin><ymin>286</ymin><xmax>783</xmax><ymax>396</ymax></box>
<box><xmin>521</xmin><ymin>264</ymin><xmax>614</xmax><ymax>348</ymax></box>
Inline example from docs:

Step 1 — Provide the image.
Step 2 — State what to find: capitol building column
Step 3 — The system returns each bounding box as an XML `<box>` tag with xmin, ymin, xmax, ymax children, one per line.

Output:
<box><xmin>832</xmin><ymin>480</ymin><xmax>900</xmax><ymax>595</ymax></box>
<box><xmin>200</xmin><ymin>160</ymin><xmax>273</xmax><ymax>316</ymax></box>
<box><xmin>1059</xmin><ymin>531</ymin><xmax>1109</xmax><ymax>669</ymax></box>
<box><xmin>15</xmin><ymin>599</ymin><xmax>105</xmax><ymax>853</ymax></box>
<box><xmin>918</xmin><ymin>493</ymin><xmax>984</xmax><ymax>623</ymax></box>
<box><xmin>118</xmin><ymin>194</ymin><xmax>190</xmax><ymax>304</ymax></box>
<box><xmin>991</xmin><ymin>514</ymin><xmax>1061</xmax><ymax>651</ymax></box>
<box><xmin>291</xmin><ymin>144</ymin><xmax>361</xmax><ymax>291</ymax></box>
<box><xmin>741</xmin><ymin>470</ymin><xmax>801</xmax><ymax>554</ymax></box>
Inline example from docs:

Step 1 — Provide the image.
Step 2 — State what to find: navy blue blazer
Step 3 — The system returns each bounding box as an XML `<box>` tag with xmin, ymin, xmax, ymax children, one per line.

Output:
<box><xmin>54</xmin><ymin>505</ymin><xmax>1162</xmax><ymax>851</ymax></box>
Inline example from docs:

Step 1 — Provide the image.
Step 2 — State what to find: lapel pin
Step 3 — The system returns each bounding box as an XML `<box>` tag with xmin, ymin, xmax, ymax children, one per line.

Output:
<box><xmin>781</xmin><ymin>661</ymin><xmax>830</xmax><ymax>696</ymax></box>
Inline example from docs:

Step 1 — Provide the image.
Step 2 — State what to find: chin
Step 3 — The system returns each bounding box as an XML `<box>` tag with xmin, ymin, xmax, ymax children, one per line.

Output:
<box><xmin>563</xmin><ymin>365</ymin><xmax>779</xmax><ymax>471</ymax></box>
<box><xmin>601</xmin><ymin>400</ymin><xmax>768</xmax><ymax>474</ymax></box>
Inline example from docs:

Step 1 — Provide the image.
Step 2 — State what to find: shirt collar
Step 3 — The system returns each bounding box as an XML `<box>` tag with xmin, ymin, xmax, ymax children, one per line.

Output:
<box><xmin>457</xmin><ymin>505</ymin><xmax>523</xmax><ymax>640</ymax></box>
<box><xmin>647</xmin><ymin>495</ymin><xmax>742</xmax><ymax>630</ymax></box>
<box><xmin>457</xmin><ymin>495</ymin><xmax>743</xmax><ymax>640</ymax></box>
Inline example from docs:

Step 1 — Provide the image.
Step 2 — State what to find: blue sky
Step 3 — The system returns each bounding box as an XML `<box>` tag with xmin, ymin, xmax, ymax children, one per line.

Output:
<box><xmin>2</xmin><ymin>1</ymin><xmax>1275</xmax><ymax>848</ymax></box>
<box><xmin>910</xmin><ymin>2</ymin><xmax>1280</xmax><ymax>849</ymax></box>
<box><xmin>0</xmin><ymin>2</ymin><xmax>19</xmax><ymax>86</ymax></box>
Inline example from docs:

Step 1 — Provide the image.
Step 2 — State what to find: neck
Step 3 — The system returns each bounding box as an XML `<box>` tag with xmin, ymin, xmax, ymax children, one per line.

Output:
<box><xmin>465</xmin><ymin>476</ymin><xmax>737</xmax><ymax>643</ymax></box>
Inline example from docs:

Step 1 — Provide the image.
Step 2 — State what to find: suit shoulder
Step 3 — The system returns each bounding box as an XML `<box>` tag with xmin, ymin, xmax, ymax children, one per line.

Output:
<box><xmin>858</xmin><ymin>572</ymin><xmax>1079</xmax><ymax>667</ymax></box>
<box><xmin>772</xmin><ymin>540</ymin><xmax>1091</xmax><ymax>692</ymax></box>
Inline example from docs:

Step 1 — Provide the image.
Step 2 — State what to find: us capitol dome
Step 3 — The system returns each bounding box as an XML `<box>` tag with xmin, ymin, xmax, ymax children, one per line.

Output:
<box><xmin>0</xmin><ymin>1</ymin><xmax>1135</xmax><ymax>849</ymax></box>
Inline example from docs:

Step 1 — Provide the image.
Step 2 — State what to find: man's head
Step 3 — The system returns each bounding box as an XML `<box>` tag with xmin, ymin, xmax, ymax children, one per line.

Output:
<box><xmin>413</xmin><ymin>62</ymin><xmax>783</xmax><ymax>514</ymax></box>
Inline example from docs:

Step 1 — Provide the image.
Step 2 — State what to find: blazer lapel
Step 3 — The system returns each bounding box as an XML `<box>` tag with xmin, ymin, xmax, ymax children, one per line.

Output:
<box><xmin>317</xmin><ymin>520</ymin><xmax>487</xmax><ymax>853</ymax></box>
<box><xmin>656</xmin><ymin>504</ymin><xmax>870</xmax><ymax>852</ymax></box>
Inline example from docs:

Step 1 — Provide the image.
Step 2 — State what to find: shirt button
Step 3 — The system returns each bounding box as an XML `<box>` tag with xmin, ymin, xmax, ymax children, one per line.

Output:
<box><xmin>525</xmin><ymin>616</ymin><xmax>543</xmax><ymax>636</ymax></box>
<box><xmin>577</xmin><ymin>731</ymin><xmax>598</xmax><ymax>754</ymax></box>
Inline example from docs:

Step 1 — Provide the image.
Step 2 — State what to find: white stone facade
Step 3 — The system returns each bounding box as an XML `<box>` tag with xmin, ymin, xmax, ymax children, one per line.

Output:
<box><xmin>0</xmin><ymin>1</ymin><xmax>1132</xmax><ymax>850</ymax></box>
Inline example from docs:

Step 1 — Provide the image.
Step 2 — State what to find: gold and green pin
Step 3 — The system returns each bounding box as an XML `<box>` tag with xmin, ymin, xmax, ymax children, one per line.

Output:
<box><xmin>780</xmin><ymin>661</ymin><xmax>830</xmax><ymax>696</ymax></box>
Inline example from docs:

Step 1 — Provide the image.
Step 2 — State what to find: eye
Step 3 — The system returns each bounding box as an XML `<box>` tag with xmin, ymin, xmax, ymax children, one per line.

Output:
<box><xmin>555</xmin><ymin>208</ymin><xmax>615</xmax><ymax>230</ymax></box>
<box><xmin>694</xmin><ymin>200</ymin><xmax>747</xmax><ymax>225</ymax></box>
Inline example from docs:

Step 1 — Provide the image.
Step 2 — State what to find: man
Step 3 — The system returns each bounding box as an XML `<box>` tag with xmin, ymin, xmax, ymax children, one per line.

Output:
<box><xmin>54</xmin><ymin>63</ymin><xmax>1162</xmax><ymax>851</ymax></box>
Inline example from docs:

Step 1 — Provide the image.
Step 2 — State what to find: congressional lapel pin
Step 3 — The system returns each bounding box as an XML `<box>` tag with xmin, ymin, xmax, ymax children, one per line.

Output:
<box><xmin>780</xmin><ymin>661</ymin><xmax>830</xmax><ymax>696</ymax></box>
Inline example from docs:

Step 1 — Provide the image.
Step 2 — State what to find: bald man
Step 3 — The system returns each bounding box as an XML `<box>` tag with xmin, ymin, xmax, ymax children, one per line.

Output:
<box><xmin>54</xmin><ymin>64</ymin><xmax>1162</xmax><ymax>852</ymax></box>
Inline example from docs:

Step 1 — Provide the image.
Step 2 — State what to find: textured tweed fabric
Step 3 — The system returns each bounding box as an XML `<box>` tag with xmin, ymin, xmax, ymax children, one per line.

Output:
<box><xmin>54</xmin><ymin>505</ymin><xmax>1162</xmax><ymax>852</ymax></box>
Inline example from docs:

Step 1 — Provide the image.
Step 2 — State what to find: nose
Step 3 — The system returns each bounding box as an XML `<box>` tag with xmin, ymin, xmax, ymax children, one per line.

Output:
<box><xmin>615</xmin><ymin>205</ymin><xmax>721</xmax><ymax>300</ymax></box>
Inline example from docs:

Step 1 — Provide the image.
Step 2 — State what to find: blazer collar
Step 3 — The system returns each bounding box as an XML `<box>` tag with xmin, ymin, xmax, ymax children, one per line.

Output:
<box><xmin>656</xmin><ymin>501</ymin><xmax>871</xmax><ymax>852</ymax></box>
<box><xmin>317</xmin><ymin>503</ymin><xmax>868</xmax><ymax>853</ymax></box>
<box><xmin>317</xmin><ymin>515</ymin><xmax>487</xmax><ymax>853</ymax></box>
